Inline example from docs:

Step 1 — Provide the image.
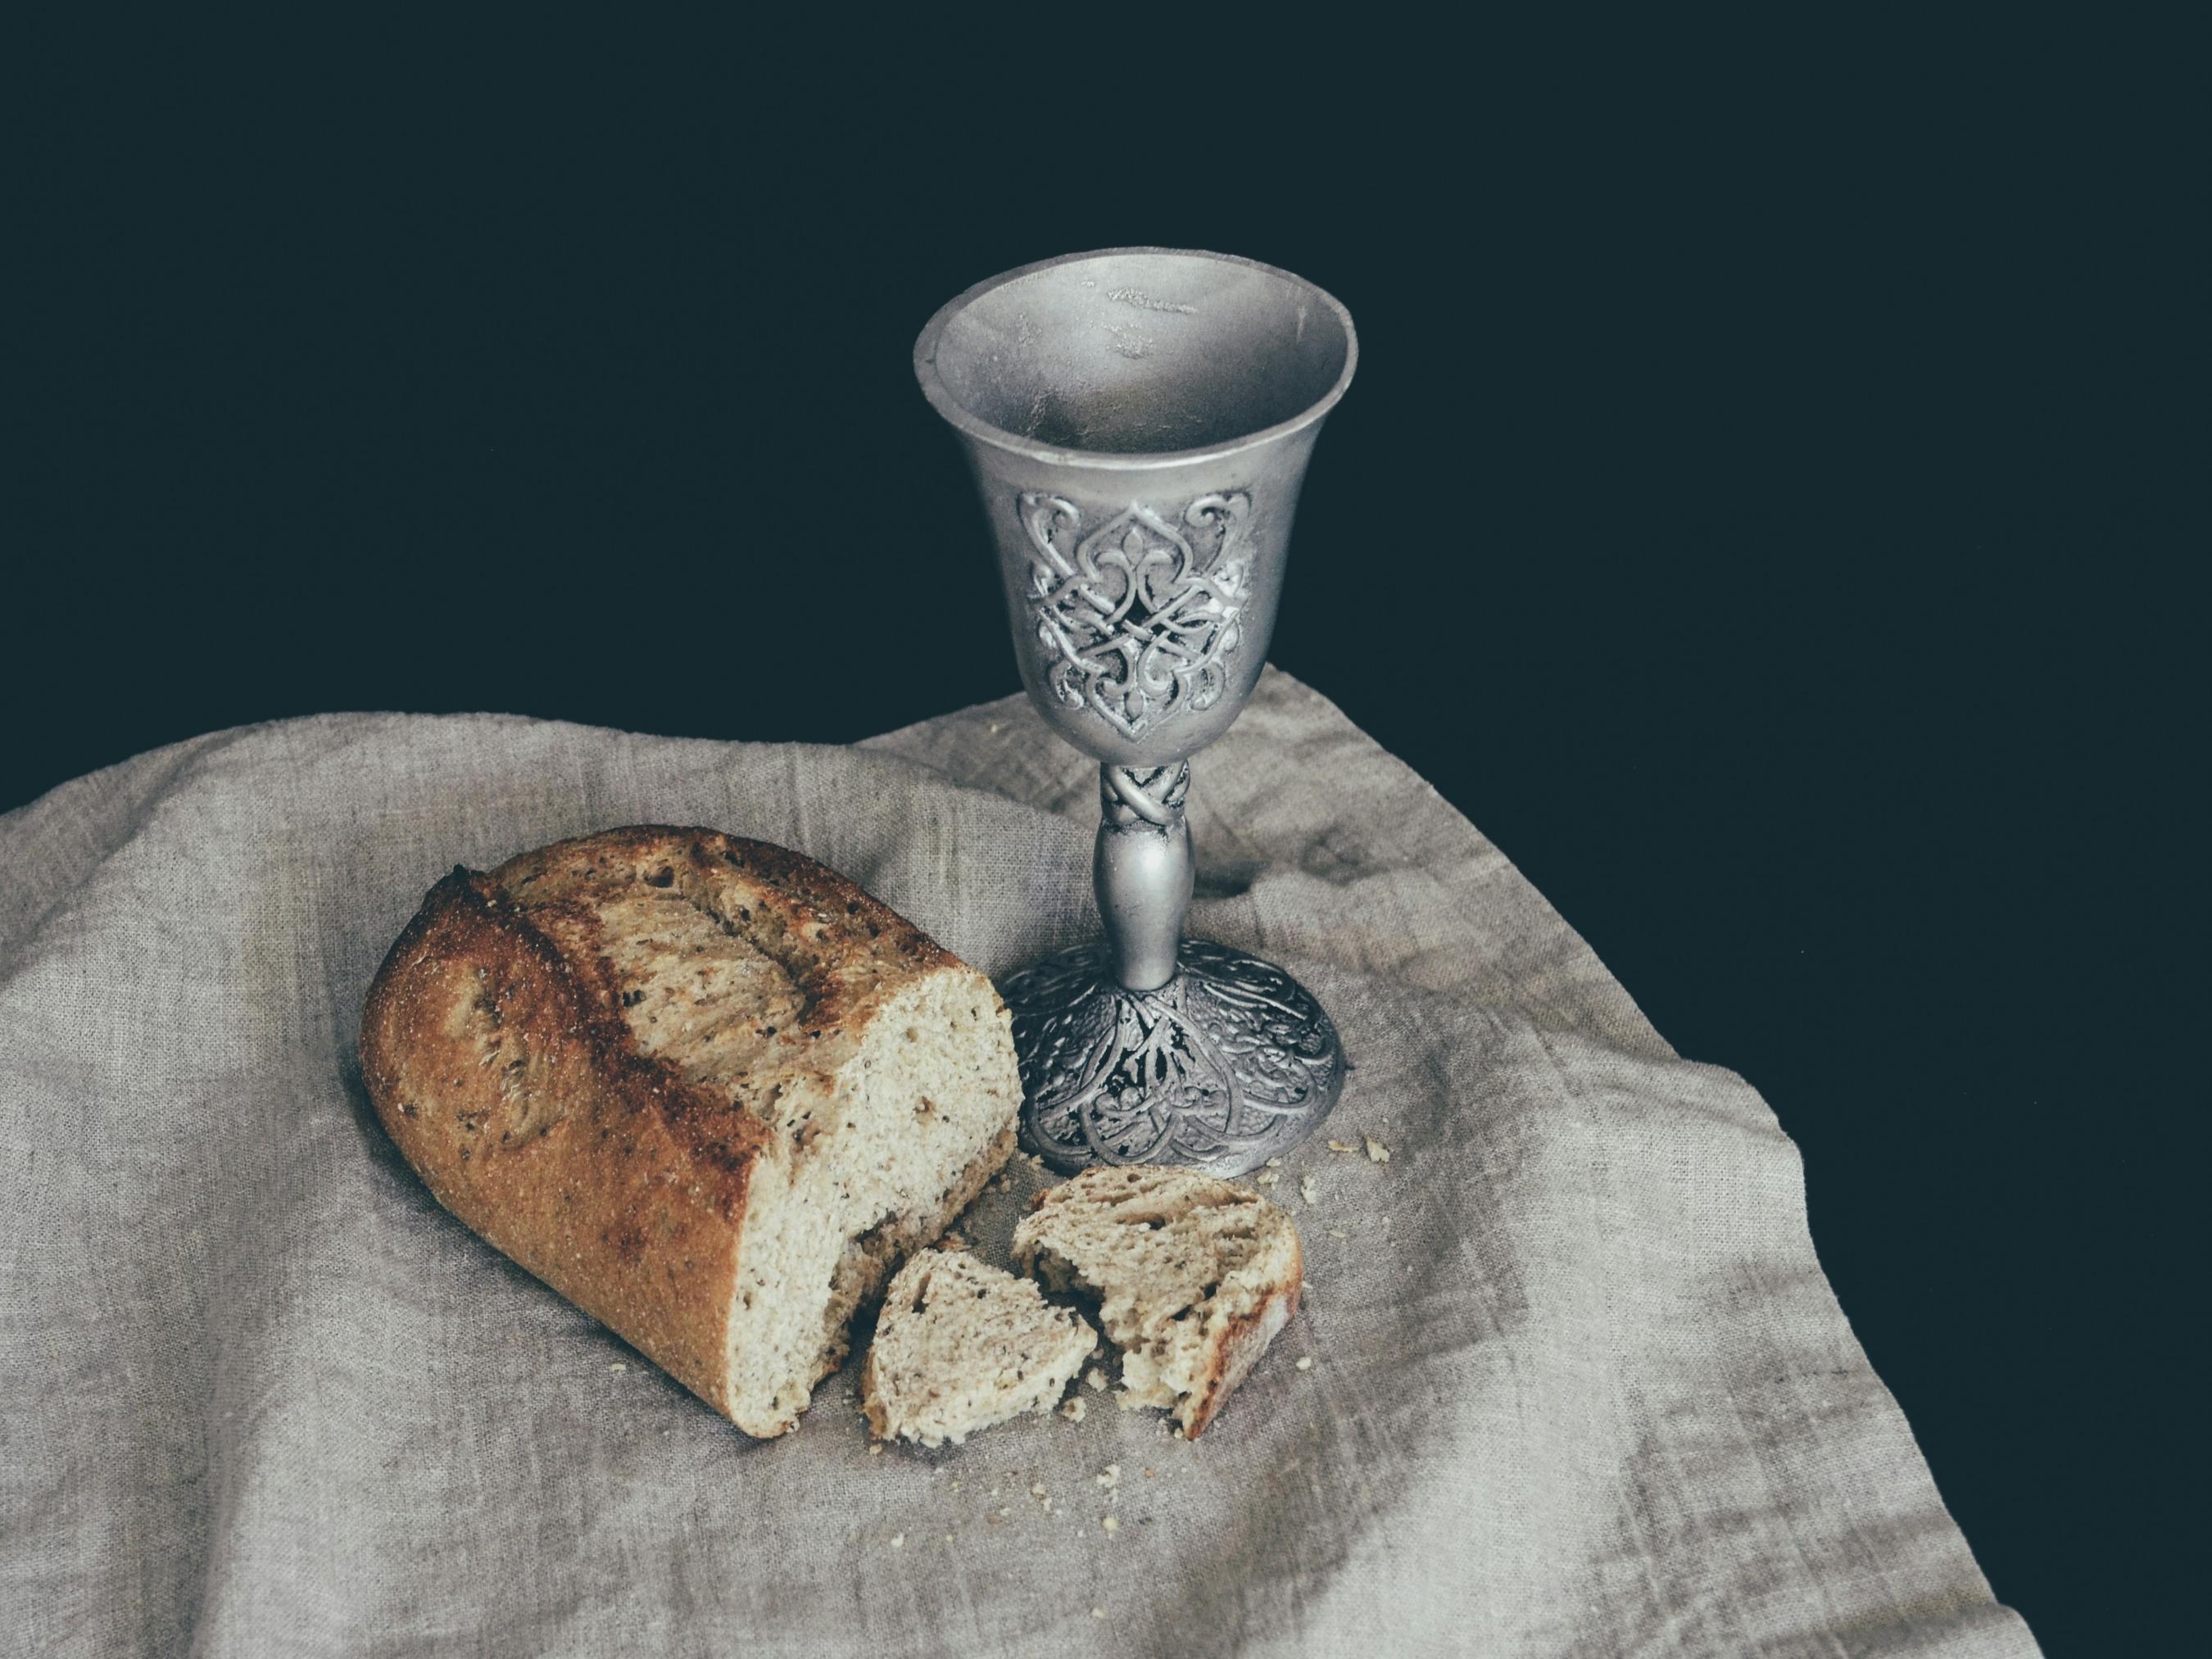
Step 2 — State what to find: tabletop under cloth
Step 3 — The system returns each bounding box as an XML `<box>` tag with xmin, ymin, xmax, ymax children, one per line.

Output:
<box><xmin>0</xmin><ymin>668</ymin><xmax>2039</xmax><ymax>1657</ymax></box>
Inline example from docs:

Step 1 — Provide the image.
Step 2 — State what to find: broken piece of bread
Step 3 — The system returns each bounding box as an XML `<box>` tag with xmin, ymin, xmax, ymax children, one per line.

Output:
<box><xmin>1012</xmin><ymin>1166</ymin><xmax>1302</xmax><ymax>1438</ymax></box>
<box><xmin>862</xmin><ymin>1249</ymin><xmax>1098</xmax><ymax>1447</ymax></box>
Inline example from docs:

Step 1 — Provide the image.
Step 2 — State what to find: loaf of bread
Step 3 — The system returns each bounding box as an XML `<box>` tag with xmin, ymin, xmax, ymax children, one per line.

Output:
<box><xmin>1012</xmin><ymin>1166</ymin><xmax>1302</xmax><ymax>1438</ymax></box>
<box><xmin>360</xmin><ymin>826</ymin><xmax>1022</xmax><ymax>1437</ymax></box>
<box><xmin>861</xmin><ymin>1249</ymin><xmax>1098</xmax><ymax>1447</ymax></box>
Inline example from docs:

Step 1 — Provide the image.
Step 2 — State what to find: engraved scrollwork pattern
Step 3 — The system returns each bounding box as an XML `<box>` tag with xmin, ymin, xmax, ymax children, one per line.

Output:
<box><xmin>1018</xmin><ymin>491</ymin><xmax>1252</xmax><ymax>739</ymax></box>
<box><xmin>1004</xmin><ymin>940</ymin><xmax>1344</xmax><ymax>1173</ymax></box>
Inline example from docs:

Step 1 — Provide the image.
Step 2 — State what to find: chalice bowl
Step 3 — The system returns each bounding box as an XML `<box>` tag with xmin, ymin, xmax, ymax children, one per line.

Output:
<box><xmin>915</xmin><ymin>248</ymin><xmax>1357</xmax><ymax>1176</ymax></box>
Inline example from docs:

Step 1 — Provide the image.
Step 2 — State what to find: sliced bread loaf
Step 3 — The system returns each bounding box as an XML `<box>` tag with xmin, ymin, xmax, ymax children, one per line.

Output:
<box><xmin>1012</xmin><ymin>1166</ymin><xmax>1302</xmax><ymax>1438</ymax></box>
<box><xmin>861</xmin><ymin>1249</ymin><xmax>1099</xmax><ymax>1447</ymax></box>
<box><xmin>360</xmin><ymin>827</ymin><xmax>1022</xmax><ymax>1437</ymax></box>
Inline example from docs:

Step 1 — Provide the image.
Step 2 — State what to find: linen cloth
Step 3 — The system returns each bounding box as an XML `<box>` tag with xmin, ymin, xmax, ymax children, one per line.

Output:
<box><xmin>0</xmin><ymin>669</ymin><xmax>2038</xmax><ymax>1657</ymax></box>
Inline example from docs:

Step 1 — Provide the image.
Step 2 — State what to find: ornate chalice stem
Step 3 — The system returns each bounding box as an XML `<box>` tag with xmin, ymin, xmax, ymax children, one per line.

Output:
<box><xmin>1000</xmin><ymin>750</ymin><xmax>1344</xmax><ymax>1176</ymax></box>
<box><xmin>1095</xmin><ymin>762</ymin><xmax>1192</xmax><ymax>991</ymax></box>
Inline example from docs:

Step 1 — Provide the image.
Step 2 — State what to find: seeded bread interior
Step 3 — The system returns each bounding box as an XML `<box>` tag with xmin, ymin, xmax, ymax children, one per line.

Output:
<box><xmin>861</xmin><ymin>1249</ymin><xmax>1098</xmax><ymax>1447</ymax></box>
<box><xmin>1010</xmin><ymin>1165</ymin><xmax>1303</xmax><ymax>1438</ymax></box>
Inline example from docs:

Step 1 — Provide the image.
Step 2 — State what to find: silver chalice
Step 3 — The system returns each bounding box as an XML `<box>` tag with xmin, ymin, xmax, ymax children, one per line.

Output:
<box><xmin>915</xmin><ymin>248</ymin><xmax>1357</xmax><ymax>1177</ymax></box>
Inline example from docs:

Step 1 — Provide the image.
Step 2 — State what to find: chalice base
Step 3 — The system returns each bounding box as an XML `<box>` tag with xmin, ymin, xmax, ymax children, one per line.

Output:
<box><xmin>1002</xmin><ymin>939</ymin><xmax>1344</xmax><ymax>1178</ymax></box>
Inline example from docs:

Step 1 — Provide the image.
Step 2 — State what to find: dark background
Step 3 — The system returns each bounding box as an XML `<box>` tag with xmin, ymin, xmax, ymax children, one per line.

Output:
<box><xmin>11</xmin><ymin>16</ymin><xmax>2201</xmax><ymax>1651</ymax></box>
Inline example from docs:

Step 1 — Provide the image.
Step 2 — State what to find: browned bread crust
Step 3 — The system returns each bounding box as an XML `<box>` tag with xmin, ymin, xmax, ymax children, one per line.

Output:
<box><xmin>360</xmin><ymin>826</ymin><xmax>1015</xmax><ymax>1430</ymax></box>
<box><xmin>1183</xmin><ymin>1267</ymin><xmax>1300</xmax><ymax>1438</ymax></box>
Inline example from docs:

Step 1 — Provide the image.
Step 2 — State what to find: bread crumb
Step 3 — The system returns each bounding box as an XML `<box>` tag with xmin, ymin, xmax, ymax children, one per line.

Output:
<box><xmin>1296</xmin><ymin>1356</ymin><xmax>1314</xmax><ymax>1371</ymax></box>
<box><xmin>1091</xmin><ymin>1608</ymin><xmax>1106</xmax><ymax>1620</ymax></box>
<box><xmin>1254</xmin><ymin>1171</ymin><xmax>1278</xmax><ymax>1186</ymax></box>
<box><xmin>608</xmin><ymin>1362</ymin><xmax>627</xmax><ymax>1373</ymax></box>
<box><xmin>1059</xmin><ymin>1396</ymin><xmax>1086</xmax><ymax>1421</ymax></box>
<box><xmin>1144</xmin><ymin>1466</ymin><xmax>1155</xmax><ymax>1479</ymax></box>
<box><xmin>1084</xmin><ymin>1368</ymin><xmax>1107</xmax><ymax>1392</ymax></box>
<box><xmin>944</xmin><ymin>1533</ymin><xmax>954</xmax><ymax>1544</ymax></box>
<box><xmin>1299</xmin><ymin>1174</ymin><xmax>1319</xmax><ymax>1206</ymax></box>
<box><xmin>950</xmin><ymin>1480</ymin><xmax>961</xmax><ymax>1492</ymax></box>
<box><xmin>1096</xmin><ymin>1463</ymin><xmax>1120</xmax><ymax>1489</ymax></box>
<box><xmin>1365</xmin><ymin>1138</ymin><xmax>1390</xmax><ymax>1164</ymax></box>
<box><xmin>1326</xmin><ymin>1139</ymin><xmax>1355</xmax><ymax>1154</ymax></box>
<box><xmin>1031</xmin><ymin>1482</ymin><xmax>1049</xmax><ymax>1501</ymax></box>
<box><xmin>1102</xmin><ymin>1515</ymin><xmax>1120</xmax><ymax>1534</ymax></box>
<box><xmin>890</xmin><ymin>1534</ymin><xmax>904</xmax><ymax>1548</ymax></box>
<box><xmin>1328</xmin><ymin>1227</ymin><xmax>1348</xmax><ymax>1240</ymax></box>
<box><xmin>1265</xmin><ymin>1157</ymin><xmax>1283</xmax><ymax>1167</ymax></box>
<box><xmin>867</xmin><ymin>1443</ymin><xmax>883</xmax><ymax>1455</ymax></box>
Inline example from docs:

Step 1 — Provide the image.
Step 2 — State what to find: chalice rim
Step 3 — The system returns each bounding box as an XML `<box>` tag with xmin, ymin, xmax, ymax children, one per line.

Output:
<box><xmin>913</xmin><ymin>245</ymin><xmax>1358</xmax><ymax>474</ymax></box>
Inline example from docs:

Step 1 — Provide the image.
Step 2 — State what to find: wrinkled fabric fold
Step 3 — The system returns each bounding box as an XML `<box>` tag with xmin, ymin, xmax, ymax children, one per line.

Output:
<box><xmin>0</xmin><ymin>669</ymin><xmax>2037</xmax><ymax>1657</ymax></box>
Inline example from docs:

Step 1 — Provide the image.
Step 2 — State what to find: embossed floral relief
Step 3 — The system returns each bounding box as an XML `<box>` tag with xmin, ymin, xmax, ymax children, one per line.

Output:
<box><xmin>1017</xmin><ymin>491</ymin><xmax>1251</xmax><ymax>739</ymax></box>
<box><xmin>1006</xmin><ymin>941</ymin><xmax>1344</xmax><ymax>1171</ymax></box>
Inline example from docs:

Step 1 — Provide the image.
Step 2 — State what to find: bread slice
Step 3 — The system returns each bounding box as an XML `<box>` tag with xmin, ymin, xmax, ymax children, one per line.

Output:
<box><xmin>1011</xmin><ymin>1166</ymin><xmax>1302</xmax><ymax>1438</ymax></box>
<box><xmin>360</xmin><ymin>827</ymin><xmax>1022</xmax><ymax>1437</ymax></box>
<box><xmin>861</xmin><ymin>1249</ymin><xmax>1098</xmax><ymax>1447</ymax></box>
